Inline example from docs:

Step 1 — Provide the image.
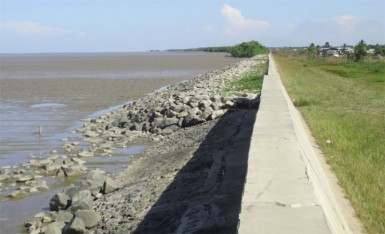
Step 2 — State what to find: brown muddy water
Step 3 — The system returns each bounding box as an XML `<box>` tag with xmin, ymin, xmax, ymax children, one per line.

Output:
<box><xmin>0</xmin><ymin>52</ymin><xmax>241</xmax><ymax>233</ymax></box>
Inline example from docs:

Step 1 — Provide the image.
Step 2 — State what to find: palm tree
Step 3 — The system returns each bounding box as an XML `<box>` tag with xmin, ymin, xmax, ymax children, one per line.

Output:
<box><xmin>354</xmin><ymin>40</ymin><xmax>367</xmax><ymax>61</ymax></box>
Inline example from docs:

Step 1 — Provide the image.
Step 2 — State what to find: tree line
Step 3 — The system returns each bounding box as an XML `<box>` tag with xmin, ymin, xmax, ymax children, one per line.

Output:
<box><xmin>167</xmin><ymin>40</ymin><xmax>269</xmax><ymax>58</ymax></box>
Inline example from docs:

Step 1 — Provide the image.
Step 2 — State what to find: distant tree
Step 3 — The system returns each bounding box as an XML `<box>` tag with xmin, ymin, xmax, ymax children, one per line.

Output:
<box><xmin>307</xmin><ymin>43</ymin><xmax>317</xmax><ymax>59</ymax></box>
<box><xmin>323</xmin><ymin>42</ymin><xmax>331</xmax><ymax>48</ymax></box>
<box><xmin>374</xmin><ymin>43</ymin><xmax>384</xmax><ymax>56</ymax></box>
<box><xmin>230</xmin><ymin>40</ymin><xmax>269</xmax><ymax>58</ymax></box>
<box><xmin>354</xmin><ymin>40</ymin><xmax>368</xmax><ymax>61</ymax></box>
<box><xmin>342</xmin><ymin>43</ymin><xmax>347</xmax><ymax>52</ymax></box>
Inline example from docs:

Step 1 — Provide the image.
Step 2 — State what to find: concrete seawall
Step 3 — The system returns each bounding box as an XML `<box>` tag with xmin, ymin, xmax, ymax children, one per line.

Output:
<box><xmin>238</xmin><ymin>54</ymin><xmax>352</xmax><ymax>234</ymax></box>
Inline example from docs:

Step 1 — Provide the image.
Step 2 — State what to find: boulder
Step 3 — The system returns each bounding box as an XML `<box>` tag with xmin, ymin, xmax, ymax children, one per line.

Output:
<box><xmin>62</xmin><ymin>217</ymin><xmax>86</xmax><ymax>234</ymax></box>
<box><xmin>29</xmin><ymin>187</ymin><xmax>39</xmax><ymax>193</ymax></box>
<box><xmin>151</xmin><ymin>117</ymin><xmax>163</xmax><ymax>128</ymax></box>
<box><xmin>43</xmin><ymin>221</ymin><xmax>65</xmax><ymax>234</ymax></box>
<box><xmin>211</xmin><ymin>102</ymin><xmax>221</xmax><ymax>110</ymax></box>
<box><xmin>85</xmin><ymin>169</ymin><xmax>107</xmax><ymax>187</ymax></box>
<box><xmin>182</xmin><ymin>114</ymin><xmax>205</xmax><ymax>128</ymax></box>
<box><xmin>63</xmin><ymin>186</ymin><xmax>81</xmax><ymax>198</ymax></box>
<box><xmin>210</xmin><ymin>109</ymin><xmax>226</xmax><ymax>120</ymax></box>
<box><xmin>177</xmin><ymin>111</ymin><xmax>189</xmax><ymax>118</ymax></box>
<box><xmin>102</xmin><ymin>177</ymin><xmax>120</xmax><ymax>194</ymax></box>
<box><xmin>84</xmin><ymin>130</ymin><xmax>98</xmax><ymax>138</ymax></box>
<box><xmin>159</xmin><ymin>118</ymin><xmax>179</xmax><ymax>129</ymax></box>
<box><xmin>56</xmin><ymin>211</ymin><xmax>74</xmax><ymax>223</ymax></box>
<box><xmin>74</xmin><ymin>210</ymin><xmax>101</xmax><ymax>228</ymax></box>
<box><xmin>24</xmin><ymin>217</ymin><xmax>42</xmax><ymax>229</ymax></box>
<box><xmin>0</xmin><ymin>174</ymin><xmax>10</xmax><ymax>181</ymax></box>
<box><xmin>49</xmin><ymin>193</ymin><xmax>71</xmax><ymax>211</ymax></box>
<box><xmin>70</xmin><ymin>201</ymin><xmax>92</xmax><ymax>213</ymax></box>
<box><xmin>26</xmin><ymin>180</ymin><xmax>48</xmax><ymax>190</ymax></box>
<box><xmin>78</xmin><ymin>150</ymin><xmax>94</xmax><ymax>157</ymax></box>
<box><xmin>71</xmin><ymin>190</ymin><xmax>93</xmax><ymax>205</ymax></box>
<box><xmin>8</xmin><ymin>190</ymin><xmax>28</xmax><ymax>198</ymax></box>
<box><xmin>16</xmin><ymin>174</ymin><xmax>34</xmax><ymax>183</ymax></box>
<box><xmin>129</xmin><ymin>123</ymin><xmax>143</xmax><ymax>131</ymax></box>
<box><xmin>66</xmin><ymin>165</ymin><xmax>87</xmax><ymax>177</ymax></box>
<box><xmin>42</xmin><ymin>164</ymin><xmax>61</xmax><ymax>172</ymax></box>
<box><xmin>70</xmin><ymin>190</ymin><xmax>93</xmax><ymax>212</ymax></box>
<box><xmin>224</xmin><ymin>100</ymin><xmax>235</xmax><ymax>108</ymax></box>
<box><xmin>170</xmin><ymin>104</ymin><xmax>183</xmax><ymax>113</ymax></box>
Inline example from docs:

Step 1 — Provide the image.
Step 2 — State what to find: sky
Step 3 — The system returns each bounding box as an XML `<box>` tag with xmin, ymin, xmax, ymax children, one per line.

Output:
<box><xmin>0</xmin><ymin>0</ymin><xmax>384</xmax><ymax>53</ymax></box>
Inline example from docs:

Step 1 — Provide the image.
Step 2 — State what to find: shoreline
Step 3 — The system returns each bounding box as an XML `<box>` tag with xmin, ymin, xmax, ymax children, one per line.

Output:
<box><xmin>1</xmin><ymin>52</ymin><xmax>243</xmax><ymax>233</ymax></box>
<box><xmin>19</xmin><ymin>55</ymin><xmax>268</xmax><ymax>233</ymax></box>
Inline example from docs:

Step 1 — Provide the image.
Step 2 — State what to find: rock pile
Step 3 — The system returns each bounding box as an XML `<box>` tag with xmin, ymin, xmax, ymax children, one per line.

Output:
<box><xmin>76</xmin><ymin>58</ymin><xmax>262</xmax><ymax>153</ymax></box>
<box><xmin>25</xmin><ymin>169</ymin><xmax>119</xmax><ymax>234</ymax></box>
<box><xmin>23</xmin><ymin>55</ymin><xmax>268</xmax><ymax>233</ymax></box>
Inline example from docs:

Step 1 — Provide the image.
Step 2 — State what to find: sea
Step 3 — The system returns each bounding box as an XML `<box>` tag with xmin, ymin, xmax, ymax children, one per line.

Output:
<box><xmin>0</xmin><ymin>52</ymin><xmax>240</xmax><ymax>233</ymax></box>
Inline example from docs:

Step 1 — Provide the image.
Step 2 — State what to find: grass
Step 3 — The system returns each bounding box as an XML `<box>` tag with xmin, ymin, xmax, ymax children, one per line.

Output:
<box><xmin>224</xmin><ymin>56</ymin><xmax>268</xmax><ymax>93</ymax></box>
<box><xmin>273</xmin><ymin>51</ymin><xmax>385</xmax><ymax>234</ymax></box>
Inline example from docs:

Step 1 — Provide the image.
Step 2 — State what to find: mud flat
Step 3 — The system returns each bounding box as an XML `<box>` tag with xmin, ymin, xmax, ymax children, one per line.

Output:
<box><xmin>21</xmin><ymin>55</ymin><xmax>268</xmax><ymax>233</ymax></box>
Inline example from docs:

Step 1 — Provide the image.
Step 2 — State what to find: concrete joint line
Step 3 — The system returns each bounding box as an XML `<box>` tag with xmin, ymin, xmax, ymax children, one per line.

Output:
<box><xmin>256</xmin><ymin>202</ymin><xmax>320</xmax><ymax>209</ymax></box>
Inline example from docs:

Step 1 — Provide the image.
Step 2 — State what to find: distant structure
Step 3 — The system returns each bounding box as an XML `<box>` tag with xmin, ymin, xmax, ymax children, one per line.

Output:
<box><xmin>317</xmin><ymin>46</ymin><xmax>355</xmax><ymax>57</ymax></box>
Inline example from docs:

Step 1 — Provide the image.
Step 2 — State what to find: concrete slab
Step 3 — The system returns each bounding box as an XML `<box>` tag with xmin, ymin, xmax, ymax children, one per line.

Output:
<box><xmin>239</xmin><ymin>205</ymin><xmax>330</xmax><ymax>234</ymax></box>
<box><xmin>238</xmin><ymin>54</ymin><xmax>352</xmax><ymax>234</ymax></box>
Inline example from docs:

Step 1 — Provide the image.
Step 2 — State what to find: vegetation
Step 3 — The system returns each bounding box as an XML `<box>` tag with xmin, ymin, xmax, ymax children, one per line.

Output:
<box><xmin>273</xmin><ymin>51</ymin><xmax>385</xmax><ymax>234</ymax></box>
<box><xmin>224</xmin><ymin>56</ymin><xmax>268</xmax><ymax>93</ymax></box>
<box><xmin>306</xmin><ymin>43</ymin><xmax>317</xmax><ymax>59</ymax></box>
<box><xmin>168</xmin><ymin>40</ymin><xmax>269</xmax><ymax>58</ymax></box>
<box><xmin>367</xmin><ymin>43</ymin><xmax>385</xmax><ymax>56</ymax></box>
<box><xmin>203</xmin><ymin>46</ymin><xmax>232</xmax><ymax>53</ymax></box>
<box><xmin>230</xmin><ymin>40</ymin><xmax>269</xmax><ymax>58</ymax></box>
<box><xmin>354</xmin><ymin>40</ymin><xmax>368</xmax><ymax>61</ymax></box>
<box><xmin>167</xmin><ymin>46</ymin><xmax>231</xmax><ymax>52</ymax></box>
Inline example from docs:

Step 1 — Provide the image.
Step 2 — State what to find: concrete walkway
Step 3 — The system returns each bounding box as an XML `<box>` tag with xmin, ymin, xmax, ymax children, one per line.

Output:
<box><xmin>238</xmin><ymin>54</ymin><xmax>351</xmax><ymax>234</ymax></box>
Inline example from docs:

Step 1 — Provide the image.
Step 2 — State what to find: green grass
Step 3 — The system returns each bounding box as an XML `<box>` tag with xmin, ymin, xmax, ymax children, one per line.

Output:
<box><xmin>273</xmin><ymin>52</ymin><xmax>385</xmax><ymax>234</ymax></box>
<box><xmin>224</xmin><ymin>57</ymin><xmax>268</xmax><ymax>93</ymax></box>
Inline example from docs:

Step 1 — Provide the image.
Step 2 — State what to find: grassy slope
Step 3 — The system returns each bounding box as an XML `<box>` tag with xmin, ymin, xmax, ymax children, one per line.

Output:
<box><xmin>273</xmin><ymin>52</ymin><xmax>385</xmax><ymax>234</ymax></box>
<box><xmin>224</xmin><ymin>56</ymin><xmax>268</xmax><ymax>93</ymax></box>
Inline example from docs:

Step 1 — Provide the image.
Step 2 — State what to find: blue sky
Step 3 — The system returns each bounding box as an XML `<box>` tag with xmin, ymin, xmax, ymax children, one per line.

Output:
<box><xmin>0</xmin><ymin>0</ymin><xmax>384</xmax><ymax>53</ymax></box>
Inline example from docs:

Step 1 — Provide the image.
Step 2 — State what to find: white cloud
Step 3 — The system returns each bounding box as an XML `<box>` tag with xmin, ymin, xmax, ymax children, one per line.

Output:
<box><xmin>221</xmin><ymin>4</ymin><xmax>270</xmax><ymax>35</ymax></box>
<box><xmin>334</xmin><ymin>15</ymin><xmax>360</xmax><ymax>30</ymax></box>
<box><xmin>0</xmin><ymin>21</ymin><xmax>69</xmax><ymax>37</ymax></box>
